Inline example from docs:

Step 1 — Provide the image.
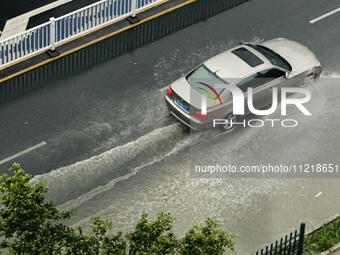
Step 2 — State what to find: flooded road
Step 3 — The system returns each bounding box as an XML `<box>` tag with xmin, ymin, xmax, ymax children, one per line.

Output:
<box><xmin>1</xmin><ymin>0</ymin><xmax>340</xmax><ymax>253</ymax></box>
<box><xmin>29</xmin><ymin>73</ymin><xmax>340</xmax><ymax>254</ymax></box>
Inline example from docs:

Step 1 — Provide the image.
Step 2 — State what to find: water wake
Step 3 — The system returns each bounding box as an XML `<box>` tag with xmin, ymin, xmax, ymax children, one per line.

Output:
<box><xmin>31</xmin><ymin>123</ymin><xmax>186</xmax><ymax>205</ymax></box>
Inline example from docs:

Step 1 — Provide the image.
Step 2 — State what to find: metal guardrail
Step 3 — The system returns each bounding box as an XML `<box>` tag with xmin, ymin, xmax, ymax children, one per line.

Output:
<box><xmin>0</xmin><ymin>0</ymin><xmax>162</xmax><ymax>68</ymax></box>
<box><xmin>253</xmin><ymin>222</ymin><xmax>306</xmax><ymax>255</ymax></box>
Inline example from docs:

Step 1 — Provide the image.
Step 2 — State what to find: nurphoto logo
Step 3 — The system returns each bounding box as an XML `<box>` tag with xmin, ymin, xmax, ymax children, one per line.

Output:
<box><xmin>200</xmin><ymin>84</ymin><xmax>312</xmax><ymax>128</ymax></box>
<box><xmin>196</xmin><ymin>82</ymin><xmax>223</xmax><ymax>115</ymax></box>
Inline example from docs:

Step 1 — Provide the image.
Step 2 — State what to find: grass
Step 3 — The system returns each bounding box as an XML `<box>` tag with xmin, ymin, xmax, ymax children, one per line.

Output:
<box><xmin>304</xmin><ymin>215</ymin><xmax>340</xmax><ymax>254</ymax></box>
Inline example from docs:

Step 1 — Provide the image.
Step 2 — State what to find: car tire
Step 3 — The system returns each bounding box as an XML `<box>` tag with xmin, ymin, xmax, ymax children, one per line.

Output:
<box><xmin>220</xmin><ymin>113</ymin><xmax>239</xmax><ymax>132</ymax></box>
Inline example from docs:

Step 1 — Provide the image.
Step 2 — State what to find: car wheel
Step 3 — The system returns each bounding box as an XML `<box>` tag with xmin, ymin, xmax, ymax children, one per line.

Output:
<box><xmin>220</xmin><ymin>113</ymin><xmax>238</xmax><ymax>132</ymax></box>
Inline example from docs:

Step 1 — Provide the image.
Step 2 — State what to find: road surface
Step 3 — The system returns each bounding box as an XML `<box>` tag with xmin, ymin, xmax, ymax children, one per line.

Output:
<box><xmin>1</xmin><ymin>0</ymin><xmax>340</xmax><ymax>253</ymax></box>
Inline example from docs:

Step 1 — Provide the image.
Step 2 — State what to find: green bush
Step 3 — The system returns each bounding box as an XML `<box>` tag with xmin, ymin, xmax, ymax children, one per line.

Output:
<box><xmin>0</xmin><ymin>163</ymin><xmax>236</xmax><ymax>255</ymax></box>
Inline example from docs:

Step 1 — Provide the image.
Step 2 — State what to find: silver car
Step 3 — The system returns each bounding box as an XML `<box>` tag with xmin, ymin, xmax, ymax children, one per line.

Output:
<box><xmin>165</xmin><ymin>38</ymin><xmax>321</xmax><ymax>131</ymax></box>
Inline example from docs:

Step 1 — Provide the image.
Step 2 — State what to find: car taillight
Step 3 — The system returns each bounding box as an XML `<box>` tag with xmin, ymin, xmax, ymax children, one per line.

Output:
<box><xmin>194</xmin><ymin>111</ymin><xmax>209</xmax><ymax>118</ymax></box>
<box><xmin>167</xmin><ymin>87</ymin><xmax>173</xmax><ymax>97</ymax></box>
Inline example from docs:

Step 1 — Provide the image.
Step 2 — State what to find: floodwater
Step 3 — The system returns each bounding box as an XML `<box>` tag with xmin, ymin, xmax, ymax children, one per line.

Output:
<box><xmin>31</xmin><ymin>69</ymin><xmax>340</xmax><ymax>254</ymax></box>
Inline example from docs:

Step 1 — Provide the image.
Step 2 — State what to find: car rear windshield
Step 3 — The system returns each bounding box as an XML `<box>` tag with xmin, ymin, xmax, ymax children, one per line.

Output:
<box><xmin>186</xmin><ymin>65</ymin><xmax>227</xmax><ymax>96</ymax></box>
<box><xmin>231</xmin><ymin>47</ymin><xmax>264</xmax><ymax>67</ymax></box>
<box><xmin>247</xmin><ymin>44</ymin><xmax>292</xmax><ymax>71</ymax></box>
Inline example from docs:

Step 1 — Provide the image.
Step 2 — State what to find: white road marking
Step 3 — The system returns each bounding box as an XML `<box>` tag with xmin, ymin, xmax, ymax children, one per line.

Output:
<box><xmin>0</xmin><ymin>0</ymin><xmax>72</xmax><ymax>40</ymax></box>
<box><xmin>0</xmin><ymin>142</ymin><xmax>47</xmax><ymax>165</ymax></box>
<box><xmin>310</xmin><ymin>7</ymin><xmax>340</xmax><ymax>24</ymax></box>
<box><xmin>315</xmin><ymin>191</ymin><xmax>322</xmax><ymax>198</ymax></box>
<box><xmin>159</xmin><ymin>86</ymin><xmax>169</xmax><ymax>92</ymax></box>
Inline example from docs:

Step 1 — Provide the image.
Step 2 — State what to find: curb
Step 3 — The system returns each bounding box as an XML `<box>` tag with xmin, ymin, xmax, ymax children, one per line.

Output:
<box><xmin>305</xmin><ymin>213</ymin><xmax>340</xmax><ymax>235</ymax></box>
<box><xmin>320</xmin><ymin>242</ymin><xmax>340</xmax><ymax>255</ymax></box>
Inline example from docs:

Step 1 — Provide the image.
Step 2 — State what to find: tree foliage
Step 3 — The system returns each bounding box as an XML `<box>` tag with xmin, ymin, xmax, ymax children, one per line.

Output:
<box><xmin>179</xmin><ymin>217</ymin><xmax>236</xmax><ymax>255</ymax></box>
<box><xmin>127</xmin><ymin>212</ymin><xmax>178</xmax><ymax>255</ymax></box>
<box><xmin>0</xmin><ymin>163</ymin><xmax>236</xmax><ymax>255</ymax></box>
<box><xmin>0</xmin><ymin>163</ymin><xmax>73</xmax><ymax>254</ymax></box>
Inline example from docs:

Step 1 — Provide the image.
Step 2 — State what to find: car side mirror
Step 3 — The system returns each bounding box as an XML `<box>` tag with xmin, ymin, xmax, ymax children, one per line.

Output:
<box><xmin>285</xmin><ymin>72</ymin><xmax>289</xmax><ymax>79</ymax></box>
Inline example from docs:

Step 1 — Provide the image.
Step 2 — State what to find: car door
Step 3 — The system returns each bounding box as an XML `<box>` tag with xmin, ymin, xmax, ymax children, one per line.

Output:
<box><xmin>237</xmin><ymin>71</ymin><xmax>269</xmax><ymax>113</ymax></box>
<box><xmin>258</xmin><ymin>68</ymin><xmax>287</xmax><ymax>106</ymax></box>
<box><xmin>237</xmin><ymin>68</ymin><xmax>286</xmax><ymax>113</ymax></box>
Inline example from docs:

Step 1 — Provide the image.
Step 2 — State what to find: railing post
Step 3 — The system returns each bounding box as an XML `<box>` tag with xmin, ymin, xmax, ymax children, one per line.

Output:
<box><xmin>50</xmin><ymin>17</ymin><xmax>56</xmax><ymax>51</ymax></box>
<box><xmin>47</xmin><ymin>17</ymin><xmax>59</xmax><ymax>57</ymax></box>
<box><xmin>297</xmin><ymin>222</ymin><xmax>305</xmax><ymax>255</ymax></box>
<box><xmin>131</xmin><ymin>0</ymin><xmax>137</xmax><ymax>17</ymax></box>
<box><xmin>126</xmin><ymin>0</ymin><xmax>140</xmax><ymax>24</ymax></box>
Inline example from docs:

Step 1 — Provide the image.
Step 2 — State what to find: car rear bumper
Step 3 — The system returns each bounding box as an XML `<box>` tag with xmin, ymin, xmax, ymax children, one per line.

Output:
<box><xmin>165</xmin><ymin>95</ymin><xmax>210</xmax><ymax>131</ymax></box>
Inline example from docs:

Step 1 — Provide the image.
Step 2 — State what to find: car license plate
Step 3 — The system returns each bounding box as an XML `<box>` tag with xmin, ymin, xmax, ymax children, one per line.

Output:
<box><xmin>176</xmin><ymin>99</ymin><xmax>189</xmax><ymax>111</ymax></box>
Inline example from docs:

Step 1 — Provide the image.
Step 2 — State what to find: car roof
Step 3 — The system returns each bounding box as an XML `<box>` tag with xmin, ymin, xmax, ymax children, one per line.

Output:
<box><xmin>203</xmin><ymin>45</ymin><xmax>273</xmax><ymax>82</ymax></box>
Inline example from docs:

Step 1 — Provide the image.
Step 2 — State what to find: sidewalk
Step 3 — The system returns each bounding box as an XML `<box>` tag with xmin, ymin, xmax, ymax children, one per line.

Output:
<box><xmin>0</xmin><ymin>0</ymin><xmax>72</xmax><ymax>40</ymax></box>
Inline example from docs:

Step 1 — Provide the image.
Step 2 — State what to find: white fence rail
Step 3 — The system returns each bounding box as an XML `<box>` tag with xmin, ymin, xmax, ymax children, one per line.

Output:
<box><xmin>0</xmin><ymin>0</ymin><xmax>162</xmax><ymax>68</ymax></box>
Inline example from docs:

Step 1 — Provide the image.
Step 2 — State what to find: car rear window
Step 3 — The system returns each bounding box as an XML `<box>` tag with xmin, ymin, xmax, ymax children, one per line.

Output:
<box><xmin>186</xmin><ymin>65</ymin><xmax>227</xmax><ymax>96</ymax></box>
<box><xmin>231</xmin><ymin>47</ymin><xmax>264</xmax><ymax>67</ymax></box>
